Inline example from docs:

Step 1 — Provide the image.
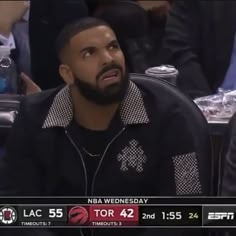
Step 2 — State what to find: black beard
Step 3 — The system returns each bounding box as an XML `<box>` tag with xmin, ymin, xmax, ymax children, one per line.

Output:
<box><xmin>73</xmin><ymin>72</ymin><xmax>129</xmax><ymax>106</ymax></box>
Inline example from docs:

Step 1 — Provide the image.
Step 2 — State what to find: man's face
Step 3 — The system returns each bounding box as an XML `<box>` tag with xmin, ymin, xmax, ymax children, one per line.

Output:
<box><xmin>65</xmin><ymin>25</ymin><xmax>128</xmax><ymax>105</ymax></box>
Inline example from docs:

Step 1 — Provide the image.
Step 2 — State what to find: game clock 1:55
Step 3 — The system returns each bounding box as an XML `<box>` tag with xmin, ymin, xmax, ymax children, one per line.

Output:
<box><xmin>161</xmin><ymin>211</ymin><xmax>182</xmax><ymax>220</ymax></box>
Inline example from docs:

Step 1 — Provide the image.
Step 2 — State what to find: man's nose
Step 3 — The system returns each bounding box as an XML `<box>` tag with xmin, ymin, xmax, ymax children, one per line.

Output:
<box><xmin>100</xmin><ymin>50</ymin><xmax>113</xmax><ymax>65</ymax></box>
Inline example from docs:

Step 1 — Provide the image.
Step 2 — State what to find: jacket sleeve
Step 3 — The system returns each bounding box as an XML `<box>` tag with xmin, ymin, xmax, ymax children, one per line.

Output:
<box><xmin>162</xmin><ymin>1</ymin><xmax>211</xmax><ymax>98</ymax></box>
<box><xmin>158</xmin><ymin>108</ymin><xmax>211</xmax><ymax>196</ymax></box>
<box><xmin>0</xmin><ymin>99</ymin><xmax>42</xmax><ymax>196</ymax></box>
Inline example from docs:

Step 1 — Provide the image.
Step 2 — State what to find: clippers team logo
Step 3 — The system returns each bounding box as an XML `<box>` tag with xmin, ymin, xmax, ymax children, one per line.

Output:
<box><xmin>0</xmin><ymin>206</ymin><xmax>17</xmax><ymax>225</ymax></box>
<box><xmin>68</xmin><ymin>206</ymin><xmax>88</xmax><ymax>225</ymax></box>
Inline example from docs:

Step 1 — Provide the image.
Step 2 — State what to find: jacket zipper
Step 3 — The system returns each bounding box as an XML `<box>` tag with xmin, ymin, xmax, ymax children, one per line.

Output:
<box><xmin>65</xmin><ymin>129</ymin><xmax>88</xmax><ymax>196</ymax></box>
<box><xmin>65</xmin><ymin>129</ymin><xmax>87</xmax><ymax>236</ymax></box>
<box><xmin>66</xmin><ymin>127</ymin><xmax>125</xmax><ymax>236</ymax></box>
<box><xmin>91</xmin><ymin>127</ymin><xmax>126</xmax><ymax>195</ymax></box>
<box><xmin>91</xmin><ymin>127</ymin><xmax>125</xmax><ymax>236</ymax></box>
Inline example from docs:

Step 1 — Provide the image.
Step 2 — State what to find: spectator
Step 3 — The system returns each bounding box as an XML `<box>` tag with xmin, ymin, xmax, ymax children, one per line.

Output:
<box><xmin>92</xmin><ymin>1</ymin><xmax>173</xmax><ymax>74</ymax></box>
<box><xmin>94</xmin><ymin>0</ymin><xmax>157</xmax><ymax>73</ymax></box>
<box><xmin>0</xmin><ymin>1</ymin><xmax>30</xmax><ymax>74</ymax></box>
<box><xmin>87</xmin><ymin>0</ymin><xmax>138</xmax><ymax>15</ymax></box>
<box><xmin>163</xmin><ymin>1</ymin><xmax>236</xmax><ymax>98</ymax></box>
<box><xmin>0</xmin><ymin>1</ymin><xmax>31</xmax><ymax>91</ymax></box>
<box><xmin>221</xmin><ymin>112</ymin><xmax>236</xmax><ymax>195</ymax></box>
<box><xmin>221</xmin><ymin>114</ymin><xmax>236</xmax><ymax>236</ymax></box>
<box><xmin>145</xmin><ymin>1</ymin><xmax>173</xmax><ymax>52</ymax></box>
<box><xmin>142</xmin><ymin>1</ymin><xmax>174</xmax><ymax>68</ymax></box>
<box><xmin>29</xmin><ymin>0</ymin><xmax>89</xmax><ymax>90</ymax></box>
<box><xmin>0</xmin><ymin>1</ymin><xmax>41</xmax><ymax>95</ymax></box>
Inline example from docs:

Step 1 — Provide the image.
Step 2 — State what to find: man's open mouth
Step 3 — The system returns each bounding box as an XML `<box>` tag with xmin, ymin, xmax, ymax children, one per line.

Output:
<box><xmin>100</xmin><ymin>69</ymin><xmax>120</xmax><ymax>81</ymax></box>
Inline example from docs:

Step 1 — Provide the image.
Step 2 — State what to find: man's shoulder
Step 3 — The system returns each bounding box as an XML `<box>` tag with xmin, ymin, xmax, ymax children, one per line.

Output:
<box><xmin>137</xmin><ymin>82</ymin><xmax>192</xmax><ymax>119</ymax></box>
<box><xmin>137</xmin><ymin>81</ymin><xmax>206</xmax><ymax>139</ymax></box>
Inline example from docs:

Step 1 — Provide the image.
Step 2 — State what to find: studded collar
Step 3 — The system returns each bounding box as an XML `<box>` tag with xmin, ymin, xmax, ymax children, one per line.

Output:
<box><xmin>42</xmin><ymin>81</ymin><xmax>149</xmax><ymax>128</ymax></box>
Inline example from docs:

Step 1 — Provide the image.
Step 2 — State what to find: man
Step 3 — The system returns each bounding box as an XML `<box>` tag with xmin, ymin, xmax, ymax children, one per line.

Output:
<box><xmin>29</xmin><ymin>0</ymin><xmax>88</xmax><ymax>89</ymax></box>
<box><xmin>1</xmin><ymin>17</ymin><xmax>208</xmax><ymax>236</ymax></box>
<box><xmin>163</xmin><ymin>1</ymin><xmax>236</xmax><ymax>98</ymax></box>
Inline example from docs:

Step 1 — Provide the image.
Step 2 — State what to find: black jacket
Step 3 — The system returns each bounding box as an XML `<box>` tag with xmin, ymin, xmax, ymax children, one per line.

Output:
<box><xmin>0</xmin><ymin>80</ymin><xmax>208</xmax><ymax>236</ymax></box>
<box><xmin>163</xmin><ymin>1</ymin><xmax>236</xmax><ymax>98</ymax></box>
<box><xmin>29</xmin><ymin>0</ymin><xmax>88</xmax><ymax>90</ymax></box>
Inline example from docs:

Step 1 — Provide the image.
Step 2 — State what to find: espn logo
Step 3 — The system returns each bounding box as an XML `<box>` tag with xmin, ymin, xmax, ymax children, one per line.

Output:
<box><xmin>208</xmin><ymin>212</ymin><xmax>235</xmax><ymax>220</ymax></box>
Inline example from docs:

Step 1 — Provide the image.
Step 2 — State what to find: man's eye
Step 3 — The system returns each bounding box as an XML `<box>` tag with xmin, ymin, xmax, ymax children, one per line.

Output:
<box><xmin>83</xmin><ymin>49</ymin><xmax>95</xmax><ymax>58</ymax></box>
<box><xmin>109</xmin><ymin>44</ymin><xmax>119</xmax><ymax>50</ymax></box>
<box><xmin>84</xmin><ymin>51</ymin><xmax>92</xmax><ymax>58</ymax></box>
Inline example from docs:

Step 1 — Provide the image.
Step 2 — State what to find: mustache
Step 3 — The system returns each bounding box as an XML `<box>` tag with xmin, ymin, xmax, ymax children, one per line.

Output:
<box><xmin>96</xmin><ymin>63</ymin><xmax>123</xmax><ymax>81</ymax></box>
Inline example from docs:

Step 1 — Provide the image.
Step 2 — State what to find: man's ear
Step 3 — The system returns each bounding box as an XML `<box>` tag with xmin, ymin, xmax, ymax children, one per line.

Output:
<box><xmin>59</xmin><ymin>64</ymin><xmax>74</xmax><ymax>85</ymax></box>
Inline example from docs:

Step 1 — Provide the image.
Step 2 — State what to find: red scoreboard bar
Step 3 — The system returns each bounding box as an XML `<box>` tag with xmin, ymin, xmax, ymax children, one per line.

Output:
<box><xmin>88</xmin><ymin>205</ymin><xmax>139</xmax><ymax>226</ymax></box>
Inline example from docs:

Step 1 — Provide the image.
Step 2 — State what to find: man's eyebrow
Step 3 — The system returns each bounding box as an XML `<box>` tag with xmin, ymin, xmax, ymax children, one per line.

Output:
<box><xmin>79</xmin><ymin>40</ymin><xmax>119</xmax><ymax>54</ymax></box>
<box><xmin>80</xmin><ymin>46</ymin><xmax>96</xmax><ymax>54</ymax></box>
<box><xmin>107</xmin><ymin>39</ymin><xmax>119</xmax><ymax>45</ymax></box>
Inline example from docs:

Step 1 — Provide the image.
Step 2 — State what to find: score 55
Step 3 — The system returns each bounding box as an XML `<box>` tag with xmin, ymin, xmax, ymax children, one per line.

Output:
<box><xmin>49</xmin><ymin>209</ymin><xmax>64</xmax><ymax>218</ymax></box>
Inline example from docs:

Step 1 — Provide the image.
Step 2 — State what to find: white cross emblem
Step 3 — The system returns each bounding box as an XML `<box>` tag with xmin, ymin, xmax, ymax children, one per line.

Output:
<box><xmin>117</xmin><ymin>139</ymin><xmax>147</xmax><ymax>172</ymax></box>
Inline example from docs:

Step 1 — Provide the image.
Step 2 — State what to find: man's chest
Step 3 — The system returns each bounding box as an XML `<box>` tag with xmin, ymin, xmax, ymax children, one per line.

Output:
<box><xmin>33</xmin><ymin>127</ymin><xmax>167</xmax><ymax>196</ymax></box>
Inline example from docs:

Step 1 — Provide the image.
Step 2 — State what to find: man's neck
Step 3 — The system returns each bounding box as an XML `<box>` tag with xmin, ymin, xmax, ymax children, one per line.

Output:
<box><xmin>71</xmin><ymin>87</ymin><xmax>120</xmax><ymax>131</ymax></box>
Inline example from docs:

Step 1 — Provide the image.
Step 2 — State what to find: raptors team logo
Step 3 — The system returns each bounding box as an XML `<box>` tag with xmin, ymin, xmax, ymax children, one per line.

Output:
<box><xmin>68</xmin><ymin>206</ymin><xmax>88</xmax><ymax>225</ymax></box>
<box><xmin>0</xmin><ymin>206</ymin><xmax>17</xmax><ymax>225</ymax></box>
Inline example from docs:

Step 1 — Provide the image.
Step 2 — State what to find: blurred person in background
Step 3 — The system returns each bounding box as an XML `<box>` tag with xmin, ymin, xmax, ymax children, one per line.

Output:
<box><xmin>163</xmin><ymin>1</ymin><xmax>236</xmax><ymax>99</ymax></box>
<box><xmin>221</xmin><ymin>112</ymin><xmax>236</xmax><ymax>196</ymax></box>
<box><xmin>87</xmin><ymin>0</ymin><xmax>138</xmax><ymax>15</ymax></box>
<box><xmin>94</xmin><ymin>0</ymin><xmax>154</xmax><ymax>73</ymax></box>
<box><xmin>90</xmin><ymin>0</ymin><xmax>173</xmax><ymax>74</ymax></box>
<box><xmin>0</xmin><ymin>1</ymin><xmax>39</xmax><ymax>95</ymax></box>
<box><xmin>220</xmin><ymin>113</ymin><xmax>236</xmax><ymax>236</ymax></box>
<box><xmin>145</xmin><ymin>0</ymin><xmax>173</xmax><ymax>56</ymax></box>
<box><xmin>0</xmin><ymin>1</ymin><xmax>30</xmax><ymax>76</ymax></box>
<box><xmin>29</xmin><ymin>0</ymin><xmax>89</xmax><ymax>90</ymax></box>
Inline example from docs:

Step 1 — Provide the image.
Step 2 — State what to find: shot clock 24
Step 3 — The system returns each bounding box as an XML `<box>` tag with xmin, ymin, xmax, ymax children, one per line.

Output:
<box><xmin>139</xmin><ymin>206</ymin><xmax>202</xmax><ymax>226</ymax></box>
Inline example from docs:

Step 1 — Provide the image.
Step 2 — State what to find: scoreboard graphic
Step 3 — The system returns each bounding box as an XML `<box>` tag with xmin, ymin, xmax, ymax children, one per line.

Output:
<box><xmin>1</xmin><ymin>197</ymin><xmax>236</xmax><ymax>228</ymax></box>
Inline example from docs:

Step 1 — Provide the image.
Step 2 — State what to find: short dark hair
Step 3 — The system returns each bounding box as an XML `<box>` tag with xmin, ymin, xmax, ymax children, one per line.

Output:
<box><xmin>55</xmin><ymin>17</ymin><xmax>110</xmax><ymax>61</ymax></box>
